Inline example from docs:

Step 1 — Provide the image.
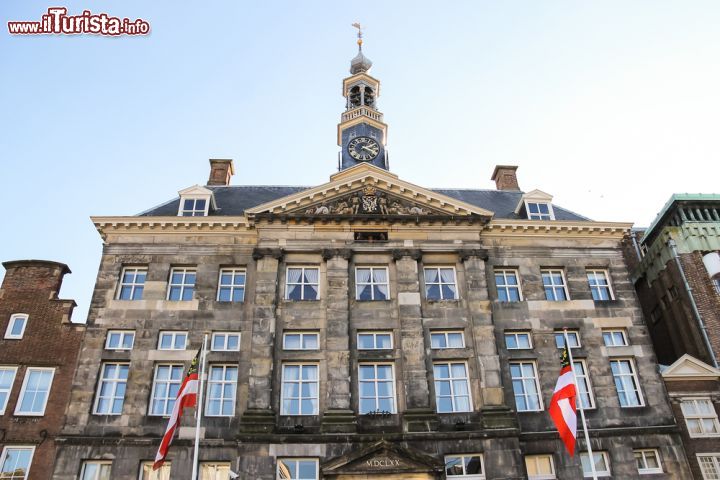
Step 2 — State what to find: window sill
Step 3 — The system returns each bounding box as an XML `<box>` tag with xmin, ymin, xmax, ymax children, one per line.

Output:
<box><xmin>14</xmin><ymin>412</ymin><xmax>46</xmax><ymax>417</ymax></box>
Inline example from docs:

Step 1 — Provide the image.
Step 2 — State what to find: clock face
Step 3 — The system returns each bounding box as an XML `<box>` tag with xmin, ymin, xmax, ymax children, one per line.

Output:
<box><xmin>348</xmin><ymin>136</ymin><xmax>380</xmax><ymax>161</ymax></box>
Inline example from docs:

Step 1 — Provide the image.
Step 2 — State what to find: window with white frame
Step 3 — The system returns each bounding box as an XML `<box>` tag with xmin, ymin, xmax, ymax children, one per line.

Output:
<box><xmin>199</xmin><ymin>462</ymin><xmax>231</xmax><ymax>480</ymax></box>
<box><xmin>93</xmin><ymin>363</ymin><xmax>129</xmax><ymax>415</ymax></box>
<box><xmin>602</xmin><ymin>329</ymin><xmax>628</xmax><ymax>347</ymax></box>
<box><xmin>424</xmin><ymin>267</ymin><xmax>458</xmax><ymax>300</ymax></box>
<box><xmin>445</xmin><ymin>454</ymin><xmax>484</xmax><ymax>478</ymax></box>
<box><xmin>581</xmin><ymin>451</ymin><xmax>611</xmax><ymax>477</ymax></box>
<box><xmin>283</xmin><ymin>332</ymin><xmax>319</xmax><ymax>350</ymax></box>
<box><xmin>80</xmin><ymin>460</ymin><xmax>112</xmax><ymax>480</ymax></box>
<box><xmin>286</xmin><ymin>267</ymin><xmax>320</xmax><ymax>301</ymax></box>
<box><xmin>510</xmin><ymin>362</ymin><xmax>542</xmax><ymax>412</ymax></box>
<box><xmin>205</xmin><ymin>365</ymin><xmax>237</xmax><ymax>417</ymax></box>
<box><xmin>587</xmin><ymin>269</ymin><xmax>614</xmax><ymax>301</ymax></box>
<box><xmin>4</xmin><ymin>314</ymin><xmax>28</xmax><ymax>339</ymax></box>
<box><xmin>158</xmin><ymin>331</ymin><xmax>187</xmax><ymax>350</ymax></box>
<box><xmin>527</xmin><ymin>202</ymin><xmax>553</xmax><ymax>220</ymax></box>
<box><xmin>105</xmin><ymin>330</ymin><xmax>135</xmax><ymax>350</ymax></box>
<box><xmin>681</xmin><ymin>398</ymin><xmax>720</xmax><ymax>437</ymax></box>
<box><xmin>495</xmin><ymin>269</ymin><xmax>522</xmax><ymax>302</ymax></box>
<box><xmin>281</xmin><ymin>364</ymin><xmax>318</xmax><ymax>415</ymax></box>
<box><xmin>433</xmin><ymin>362</ymin><xmax>472</xmax><ymax>413</ymax></box>
<box><xmin>0</xmin><ymin>367</ymin><xmax>17</xmax><ymax>415</ymax></box>
<box><xmin>574</xmin><ymin>360</ymin><xmax>595</xmax><ymax>410</ymax></box>
<box><xmin>217</xmin><ymin>268</ymin><xmax>246</xmax><ymax>302</ymax></box>
<box><xmin>541</xmin><ymin>269</ymin><xmax>568</xmax><ymax>301</ymax></box>
<box><xmin>554</xmin><ymin>331</ymin><xmax>580</xmax><ymax>349</ymax></box>
<box><xmin>357</xmin><ymin>331</ymin><xmax>393</xmax><ymax>350</ymax></box>
<box><xmin>179</xmin><ymin>198</ymin><xmax>208</xmax><ymax>216</ymax></box>
<box><xmin>504</xmin><ymin>331</ymin><xmax>532</xmax><ymax>350</ymax></box>
<box><xmin>610</xmin><ymin>359</ymin><xmax>644</xmax><ymax>407</ymax></box>
<box><xmin>167</xmin><ymin>268</ymin><xmax>196</xmax><ymax>301</ymax></box>
<box><xmin>634</xmin><ymin>449</ymin><xmax>662</xmax><ymax>475</ymax></box>
<box><xmin>0</xmin><ymin>446</ymin><xmax>34</xmax><ymax>480</ymax></box>
<box><xmin>698</xmin><ymin>454</ymin><xmax>720</xmax><ymax>479</ymax></box>
<box><xmin>713</xmin><ymin>277</ymin><xmax>720</xmax><ymax>294</ymax></box>
<box><xmin>15</xmin><ymin>367</ymin><xmax>54</xmax><ymax>415</ymax></box>
<box><xmin>358</xmin><ymin>363</ymin><xmax>396</xmax><ymax>414</ymax></box>
<box><xmin>149</xmin><ymin>365</ymin><xmax>183</xmax><ymax>416</ymax></box>
<box><xmin>355</xmin><ymin>267</ymin><xmax>389</xmax><ymax>301</ymax></box>
<box><xmin>525</xmin><ymin>454</ymin><xmax>556</xmax><ymax>479</ymax></box>
<box><xmin>211</xmin><ymin>332</ymin><xmax>240</xmax><ymax>352</ymax></box>
<box><xmin>117</xmin><ymin>267</ymin><xmax>147</xmax><ymax>300</ymax></box>
<box><xmin>276</xmin><ymin>458</ymin><xmax>318</xmax><ymax>480</ymax></box>
<box><xmin>431</xmin><ymin>331</ymin><xmax>465</xmax><ymax>349</ymax></box>
<box><xmin>140</xmin><ymin>461</ymin><xmax>171</xmax><ymax>480</ymax></box>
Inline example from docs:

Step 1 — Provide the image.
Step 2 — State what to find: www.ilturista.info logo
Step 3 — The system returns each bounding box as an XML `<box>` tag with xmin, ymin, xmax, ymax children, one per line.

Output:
<box><xmin>8</xmin><ymin>7</ymin><xmax>150</xmax><ymax>36</ymax></box>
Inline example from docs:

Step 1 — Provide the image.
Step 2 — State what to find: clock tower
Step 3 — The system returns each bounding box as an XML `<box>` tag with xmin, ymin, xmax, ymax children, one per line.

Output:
<box><xmin>337</xmin><ymin>25</ymin><xmax>389</xmax><ymax>171</ymax></box>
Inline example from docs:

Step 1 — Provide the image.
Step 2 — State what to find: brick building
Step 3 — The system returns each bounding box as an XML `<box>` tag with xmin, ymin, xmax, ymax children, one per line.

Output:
<box><xmin>0</xmin><ymin>260</ymin><xmax>84</xmax><ymax>479</ymax></box>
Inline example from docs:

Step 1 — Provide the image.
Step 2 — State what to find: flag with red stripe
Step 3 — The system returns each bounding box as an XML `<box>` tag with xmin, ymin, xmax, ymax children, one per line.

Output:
<box><xmin>548</xmin><ymin>345</ymin><xmax>578</xmax><ymax>456</ymax></box>
<box><xmin>153</xmin><ymin>348</ymin><xmax>201</xmax><ymax>470</ymax></box>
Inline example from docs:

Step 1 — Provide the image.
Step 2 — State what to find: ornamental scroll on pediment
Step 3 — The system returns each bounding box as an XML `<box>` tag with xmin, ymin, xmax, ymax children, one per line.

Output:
<box><xmin>302</xmin><ymin>185</ymin><xmax>441</xmax><ymax>216</ymax></box>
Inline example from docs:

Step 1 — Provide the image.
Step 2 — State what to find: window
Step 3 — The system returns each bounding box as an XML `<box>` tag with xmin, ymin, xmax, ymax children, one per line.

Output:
<box><xmin>634</xmin><ymin>449</ymin><xmax>662</xmax><ymax>475</ymax></box>
<box><xmin>80</xmin><ymin>461</ymin><xmax>112</xmax><ymax>480</ymax></box>
<box><xmin>525</xmin><ymin>454</ymin><xmax>555</xmax><ymax>479</ymax></box>
<box><xmin>698</xmin><ymin>454</ymin><xmax>720</xmax><ymax>479</ymax></box>
<box><xmin>0</xmin><ymin>367</ymin><xmax>17</xmax><ymax>414</ymax></box>
<box><xmin>283</xmin><ymin>332</ymin><xmax>319</xmax><ymax>350</ymax></box>
<box><xmin>554</xmin><ymin>331</ymin><xmax>580</xmax><ymax>349</ymax></box>
<box><xmin>117</xmin><ymin>267</ymin><xmax>146</xmax><ymax>300</ymax></box>
<box><xmin>433</xmin><ymin>362</ymin><xmax>472</xmax><ymax>413</ymax></box>
<box><xmin>276</xmin><ymin>459</ymin><xmax>318</xmax><ymax>480</ymax></box>
<box><xmin>15</xmin><ymin>367</ymin><xmax>54</xmax><ymax>415</ymax></box>
<box><xmin>541</xmin><ymin>269</ymin><xmax>568</xmax><ymax>301</ymax></box>
<box><xmin>510</xmin><ymin>362</ymin><xmax>542</xmax><ymax>412</ymax></box>
<box><xmin>355</xmin><ymin>267</ymin><xmax>389</xmax><ymax>301</ymax></box>
<box><xmin>587</xmin><ymin>269</ymin><xmax>614</xmax><ymax>301</ymax></box>
<box><xmin>200</xmin><ymin>462</ymin><xmax>231</xmax><ymax>480</ymax></box>
<box><xmin>286</xmin><ymin>267</ymin><xmax>319</xmax><ymax>301</ymax></box>
<box><xmin>527</xmin><ymin>202</ymin><xmax>553</xmax><ymax>220</ymax></box>
<box><xmin>167</xmin><ymin>268</ymin><xmax>196</xmax><ymax>301</ymax></box>
<box><xmin>0</xmin><ymin>446</ymin><xmax>34</xmax><ymax>480</ymax></box>
<box><xmin>445</xmin><ymin>454</ymin><xmax>484</xmax><ymax>478</ymax></box>
<box><xmin>428</xmin><ymin>330</ymin><xmax>463</xmax><ymax>349</ymax></box>
<box><xmin>211</xmin><ymin>332</ymin><xmax>240</xmax><ymax>352</ymax></box>
<box><xmin>205</xmin><ymin>365</ymin><xmax>237</xmax><ymax>417</ymax></box>
<box><xmin>580</xmin><ymin>451</ymin><xmax>611</xmax><ymax>477</ymax></box>
<box><xmin>668</xmin><ymin>285</ymin><xmax>679</xmax><ymax>300</ymax></box>
<box><xmin>495</xmin><ymin>269</ymin><xmax>522</xmax><ymax>302</ymax></box>
<box><xmin>504</xmin><ymin>332</ymin><xmax>532</xmax><ymax>350</ymax></box>
<box><xmin>681</xmin><ymin>398</ymin><xmax>720</xmax><ymax>437</ymax></box>
<box><xmin>105</xmin><ymin>330</ymin><xmax>135</xmax><ymax>350</ymax></box>
<box><xmin>4</xmin><ymin>314</ymin><xmax>28</xmax><ymax>340</ymax></box>
<box><xmin>357</xmin><ymin>331</ymin><xmax>393</xmax><ymax>350</ymax></box>
<box><xmin>158</xmin><ymin>331</ymin><xmax>187</xmax><ymax>350</ymax></box>
<box><xmin>359</xmin><ymin>364</ymin><xmax>396</xmax><ymax>414</ymax></box>
<box><xmin>602</xmin><ymin>329</ymin><xmax>628</xmax><ymax>347</ymax></box>
<box><xmin>424</xmin><ymin>267</ymin><xmax>458</xmax><ymax>300</ymax></box>
<box><xmin>93</xmin><ymin>363</ymin><xmax>129</xmax><ymax>415</ymax></box>
<box><xmin>180</xmin><ymin>198</ymin><xmax>207</xmax><ymax>216</ymax></box>
<box><xmin>217</xmin><ymin>268</ymin><xmax>246</xmax><ymax>302</ymax></box>
<box><xmin>149</xmin><ymin>365</ymin><xmax>183</xmax><ymax>416</ymax></box>
<box><xmin>610</xmin><ymin>359</ymin><xmax>644</xmax><ymax>407</ymax></box>
<box><xmin>650</xmin><ymin>306</ymin><xmax>663</xmax><ymax>324</ymax></box>
<box><xmin>281</xmin><ymin>364</ymin><xmax>318</xmax><ymax>415</ymax></box>
<box><xmin>140</xmin><ymin>461</ymin><xmax>170</xmax><ymax>480</ymax></box>
<box><xmin>574</xmin><ymin>360</ymin><xmax>595</xmax><ymax>409</ymax></box>
<box><xmin>713</xmin><ymin>277</ymin><xmax>720</xmax><ymax>294</ymax></box>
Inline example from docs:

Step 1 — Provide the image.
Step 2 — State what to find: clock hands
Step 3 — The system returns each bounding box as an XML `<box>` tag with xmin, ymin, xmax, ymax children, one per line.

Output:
<box><xmin>361</xmin><ymin>145</ymin><xmax>379</xmax><ymax>154</ymax></box>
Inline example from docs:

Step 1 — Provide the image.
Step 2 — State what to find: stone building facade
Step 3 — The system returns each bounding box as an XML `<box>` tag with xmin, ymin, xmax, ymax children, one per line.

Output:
<box><xmin>52</xmin><ymin>43</ymin><xmax>692</xmax><ymax>479</ymax></box>
<box><xmin>0</xmin><ymin>260</ymin><xmax>84</xmax><ymax>480</ymax></box>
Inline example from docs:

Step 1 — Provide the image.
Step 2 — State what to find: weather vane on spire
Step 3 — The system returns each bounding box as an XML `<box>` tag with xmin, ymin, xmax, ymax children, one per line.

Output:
<box><xmin>352</xmin><ymin>22</ymin><xmax>363</xmax><ymax>50</ymax></box>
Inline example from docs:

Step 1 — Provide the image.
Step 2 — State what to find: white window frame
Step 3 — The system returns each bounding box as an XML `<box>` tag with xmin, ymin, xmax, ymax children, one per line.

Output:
<box><xmin>139</xmin><ymin>461</ymin><xmax>171</xmax><ymax>480</ymax></box>
<box><xmin>357</xmin><ymin>331</ymin><xmax>393</xmax><ymax>350</ymax></box>
<box><xmin>14</xmin><ymin>367</ymin><xmax>55</xmax><ymax>416</ymax></box>
<box><xmin>285</xmin><ymin>266</ymin><xmax>320</xmax><ymax>301</ymax></box>
<box><xmin>574</xmin><ymin>360</ymin><xmax>595</xmax><ymax>410</ymax></box>
<box><xmin>105</xmin><ymin>330</ymin><xmax>135</xmax><ymax>351</ymax></box>
<box><xmin>355</xmin><ymin>266</ymin><xmax>390</xmax><ymax>301</ymax></box>
<box><xmin>698</xmin><ymin>454</ymin><xmax>720</xmax><ymax>479</ymax></box>
<box><xmin>602</xmin><ymin>329</ymin><xmax>628</xmax><ymax>347</ymax></box>
<box><xmin>199</xmin><ymin>462</ymin><xmax>232</xmax><ymax>480</ymax></box>
<box><xmin>0</xmin><ymin>366</ymin><xmax>18</xmax><ymax>415</ymax></box>
<box><xmin>610</xmin><ymin>358</ymin><xmax>645</xmax><ymax>408</ymax></box>
<box><xmin>210</xmin><ymin>332</ymin><xmax>241</xmax><ymax>352</ymax></box>
<box><xmin>166</xmin><ymin>267</ymin><xmax>196</xmax><ymax>301</ymax></box>
<box><xmin>5</xmin><ymin>314</ymin><xmax>28</xmax><ymax>340</ymax></box>
<box><xmin>116</xmin><ymin>267</ymin><xmax>147</xmax><ymax>300</ymax></box>
<box><xmin>554</xmin><ymin>330</ymin><xmax>581</xmax><ymax>349</ymax></box>
<box><xmin>281</xmin><ymin>363</ymin><xmax>319</xmax><ymax>416</ymax></box>
<box><xmin>681</xmin><ymin>398</ymin><xmax>720</xmax><ymax>437</ymax></box>
<box><xmin>430</xmin><ymin>330</ymin><xmax>466</xmax><ymax>349</ymax></box>
<box><xmin>713</xmin><ymin>277</ymin><xmax>720</xmax><ymax>294</ymax></box>
<box><xmin>0</xmin><ymin>446</ymin><xmax>35</xmax><ymax>480</ymax></box>
<box><xmin>526</xmin><ymin>201</ymin><xmax>555</xmax><ymax>220</ymax></box>
<box><xmin>93</xmin><ymin>362</ymin><xmax>129</xmax><ymax>415</ymax></box>
<box><xmin>525</xmin><ymin>454</ymin><xmax>556</xmax><ymax>480</ymax></box>
<box><xmin>581</xmin><ymin>451</ymin><xmax>611</xmax><ymax>477</ymax></box>
<box><xmin>504</xmin><ymin>331</ymin><xmax>532</xmax><ymax>350</ymax></box>
<box><xmin>358</xmin><ymin>363</ymin><xmax>396</xmax><ymax>414</ymax></box>
<box><xmin>509</xmin><ymin>361</ymin><xmax>543</xmax><ymax>412</ymax></box>
<box><xmin>444</xmin><ymin>453</ymin><xmax>485</xmax><ymax>479</ymax></box>
<box><xmin>276</xmin><ymin>458</ymin><xmax>319</xmax><ymax>480</ymax></box>
<box><xmin>587</xmin><ymin>269</ymin><xmax>614</xmax><ymax>301</ymax></box>
<box><xmin>205</xmin><ymin>365</ymin><xmax>238</xmax><ymax>417</ymax></box>
<box><xmin>424</xmin><ymin>266</ymin><xmax>459</xmax><ymax>300</ymax></box>
<box><xmin>157</xmin><ymin>331</ymin><xmax>188</xmax><ymax>351</ymax></box>
<box><xmin>217</xmin><ymin>268</ymin><xmax>246</xmax><ymax>302</ymax></box>
<box><xmin>634</xmin><ymin>449</ymin><xmax>662</xmax><ymax>475</ymax></box>
<box><xmin>433</xmin><ymin>362</ymin><xmax>473</xmax><ymax>413</ymax></box>
<box><xmin>149</xmin><ymin>364</ymin><xmax>184</xmax><ymax>417</ymax></box>
<box><xmin>541</xmin><ymin>269</ymin><xmax>569</xmax><ymax>301</ymax></box>
<box><xmin>80</xmin><ymin>460</ymin><xmax>113</xmax><ymax>480</ymax></box>
<box><xmin>283</xmin><ymin>332</ymin><xmax>320</xmax><ymax>351</ymax></box>
<box><xmin>494</xmin><ymin>268</ymin><xmax>523</xmax><ymax>302</ymax></box>
<box><xmin>178</xmin><ymin>196</ymin><xmax>209</xmax><ymax>216</ymax></box>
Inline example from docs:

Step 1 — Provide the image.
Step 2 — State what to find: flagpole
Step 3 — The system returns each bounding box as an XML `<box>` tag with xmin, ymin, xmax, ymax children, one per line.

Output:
<box><xmin>191</xmin><ymin>333</ymin><xmax>209</xmax><ymax>480</ymax></box>
<box><xmin>564</xmin><ymin>329</ymin><xmax>597</xmax><ymax>480</ymax></box>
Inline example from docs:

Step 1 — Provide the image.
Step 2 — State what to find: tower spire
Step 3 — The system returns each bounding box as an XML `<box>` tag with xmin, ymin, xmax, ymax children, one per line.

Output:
<box><xmin>349</xmin><ymin>23</ymin><xmax>372</xmax><ymax>74</ymax></box>
<box><xmin>352</xmin><ymin>22</ymin><xmax>363</xmax><ymax>51</ymax></box>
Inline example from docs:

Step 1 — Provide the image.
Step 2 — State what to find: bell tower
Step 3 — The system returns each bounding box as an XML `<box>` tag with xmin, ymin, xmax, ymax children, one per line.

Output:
<box><xmin>337</xmin><ymin>24</ymin><xmax>389</xmax><ymax>171</ymax></box>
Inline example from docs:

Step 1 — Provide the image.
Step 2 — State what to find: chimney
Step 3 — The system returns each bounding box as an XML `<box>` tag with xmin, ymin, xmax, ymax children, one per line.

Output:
<box><xmin>207</xmin><ymin>159</ymin><xmax>235</xmax><ymax>186</ymax></box>
<box><xmin>491</xmin><ymin>165</ymin><xmax>520</xmax><ymax>191</ymax></box>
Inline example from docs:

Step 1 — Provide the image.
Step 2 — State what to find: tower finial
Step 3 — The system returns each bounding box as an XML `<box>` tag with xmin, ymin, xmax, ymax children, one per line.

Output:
<box><xmin>352</xmin><ymin>22</ymin><xmax>363</xmax><ymax>51</ymax></box>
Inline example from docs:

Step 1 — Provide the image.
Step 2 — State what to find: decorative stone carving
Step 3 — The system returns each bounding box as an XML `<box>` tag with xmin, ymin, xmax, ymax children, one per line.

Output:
<box><xmin>391</xmin><ymin>249</ymin><xmax>422</xmax><ymax>261</ymax></box>
<box><xmin>459</xmin><ymin>249</ymin><xmax>489</xmax><ymax>262</ymax></box>
<box><xmin>321</xmin><ymin>248</ymin><xmax>353</xmax><ymax>261</ymax></box>
<box><xmin>252</xmin><ymin>248</ymin><xmax>283</xmax><ymax>261</ymax></box>
<box><xmin>299</xmin><ymin>187</ymin><xmax>441</xmax><ymax>216</ymax></box>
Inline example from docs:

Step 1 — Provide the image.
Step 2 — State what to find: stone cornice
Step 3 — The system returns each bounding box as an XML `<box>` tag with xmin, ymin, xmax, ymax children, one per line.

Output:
<box><xmin>91</xmin><ymin>216</ymin><xmax>252</xmax><ymax>240</ymax></box>
<box><xmin>483</xmin><ymin>220</ymin><xmax>632</xmax><ymax>239</ymax></box>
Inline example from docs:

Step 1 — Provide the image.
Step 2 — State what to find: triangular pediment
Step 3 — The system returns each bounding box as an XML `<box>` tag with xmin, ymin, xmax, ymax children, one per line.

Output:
<box><xmin>321</xmin><ymin>440</ymin><xmax>444</xmax><ymax>476</ymax></box>
<box><xmin>514</xmin><ymin>189</ymin><xmax>554</xmax><ymax>214</ymax></box>
<box><xmin>662</xmin><ymin>354</ymin><xmax>720</xmax><ymax>381</ymax></box>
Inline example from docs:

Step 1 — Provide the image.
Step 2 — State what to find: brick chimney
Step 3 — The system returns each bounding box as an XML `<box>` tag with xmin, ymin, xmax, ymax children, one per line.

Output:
<box><xmin>207</xmin><ymin>159</ymin><xmax>234</xmax><ymax>186</ymax></box>
<box><xmin>491</xmin><ymin>165</ymin><xmax>520</xmax><ymax>191</ymax></box>
<box><xmin>1</xmin><ymin>260</ymin><xmax>71</xmax><ymax>299</ymax></box>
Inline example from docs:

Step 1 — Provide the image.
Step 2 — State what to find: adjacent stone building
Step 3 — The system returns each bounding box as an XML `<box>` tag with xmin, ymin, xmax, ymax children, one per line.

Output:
<box><xmin>0</xmin><ymin>260</ymin><xmax>84</xmax><ymax>480</ymax></box>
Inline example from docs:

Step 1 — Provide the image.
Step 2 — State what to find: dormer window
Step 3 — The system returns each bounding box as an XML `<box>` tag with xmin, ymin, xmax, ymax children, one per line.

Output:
<box><xmin>526</xmin><ymin>202</ymin><xmax>553</xmax><ymax>220</ymax></box>
<box><xmin>180</xmin><ymin>198</ymin><xmax>207</xmax><ymax>216</ymax></box>
<box><xmin>514</xmin><ymin>189</ymin><xmax>556</xmax><ymax>221</ymax></box>
<box><xmin>177</xmin><ymin>185</ymin><xmax>215</xmax><ymax>217</ymax></box>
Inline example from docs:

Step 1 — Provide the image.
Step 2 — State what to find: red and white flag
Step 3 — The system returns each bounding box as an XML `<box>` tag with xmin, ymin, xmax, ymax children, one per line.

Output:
<box><xmin>153</xmin><ymin>349</ymin><xmax>201</xmax><ymax>470</ymax></box>
<box><xmin>548</xmin><ymin>346</ymin><xmax>578</xmax><ymax>456</ymax></box>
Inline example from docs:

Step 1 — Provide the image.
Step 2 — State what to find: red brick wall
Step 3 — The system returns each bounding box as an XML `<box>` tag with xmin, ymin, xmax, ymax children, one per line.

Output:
<box><xmin>680</xmin><ymin>252</ymin><xmax>720</xmax><ymax>363</ymax></box>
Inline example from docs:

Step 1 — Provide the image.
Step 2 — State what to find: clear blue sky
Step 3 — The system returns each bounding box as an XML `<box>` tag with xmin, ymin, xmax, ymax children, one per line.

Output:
<box><xmin>2</xmin><ymin>1</ymin><xmax>719</xmax><ymax>321</ymax></box>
